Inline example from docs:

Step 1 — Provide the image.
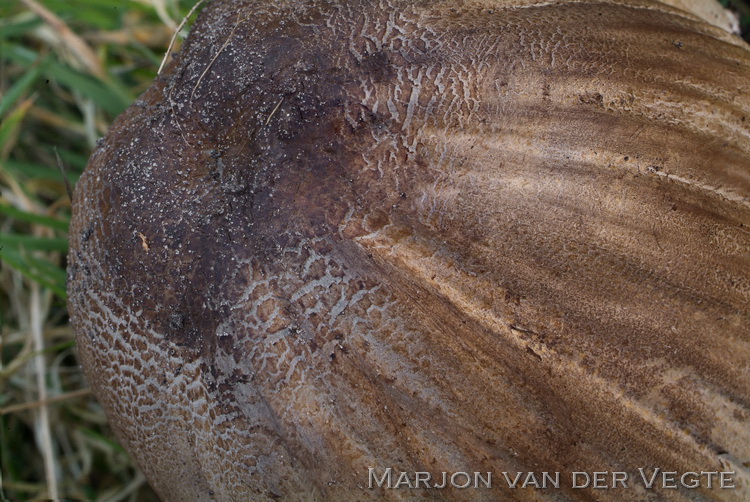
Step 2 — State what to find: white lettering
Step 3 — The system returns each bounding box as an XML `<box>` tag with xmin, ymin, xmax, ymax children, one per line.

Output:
<box><xmin>681</xmin><ymin>472</ymin><xmax>699</xmax><ymax>488</ymax></box>
<box><xmin>434</xmin><ymin>471</ymin><xmax>447</xmax><ymax>489</ymax></box>
<box><xmin>475</xmin><ymin>472</ymin><xmax>492</xmax><ymax>488</ymax></box>
<box><xmin>662</xmin><ymin>471</ymin><xmax>677</xmax><ymax>489</ymax></box>
<box><xmin>592</xmin><ymin>472</ymin><xmax>608</xmax><ymax>488</ymax></box>
<box><xmin>720</xmin><ymin>471</ymin><xmax>735</xmax><ymax>489</ymax></box>
<box><xmin>543</xmin><ymin>472</ymin><xmax>560</xmax><ymax>488</ymax></box>
<box><xmin>366</xmin><ymin>468</ymin><xmax>737</xmax><ymax>490</ymax></box>
<box><xmin>612</xmin><ymin>471</ymin><xmax>628</xmax><ymax>488</ymax></box>
<box><xmin>369</xmin><ymin>468</ymin><xmax>392</xmax><ymax>488</ymax></box>
<box><xmin>702</xmin><ymin>471</ymin><xmax>718</xmax><ymax>488</ymax></box>
<box><xmin>503</xmin><ymin>472</ymin><xmax>523</xmax><ymax>488</ymax></box>
<box><xmin>414</xmin><ymin>472</ymin><xmax>431</xmax><ymax>488</ymax></box>
<box><xmin>572</xmin><ymin>472</ymin><xmax>590</xmax><ymax>488</ymax></box>
<box><xmin>393</xmin><ymin>471</ymin><xmax>414</xmax><ymax>489</ymax></box>
<box><xmin>521</xmin><ymin>473</ymin><xmax>540</xmax><ymax>489</ymax></box>
<box><xmin>451</xmin><ymin>472</ymin><xmax>471</xmax><ymax>489</ymax></box>
<box><xmin>638</xmin><ymin>468</ymin><xmax>660</xmax><ymax>488</ymax></box>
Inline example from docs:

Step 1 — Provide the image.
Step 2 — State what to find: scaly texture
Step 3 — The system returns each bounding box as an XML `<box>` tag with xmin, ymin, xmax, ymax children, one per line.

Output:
<box><xmin>68</xmin><ymin>0</ymin><xmax>750</xmax><ymax>500</ymax></box>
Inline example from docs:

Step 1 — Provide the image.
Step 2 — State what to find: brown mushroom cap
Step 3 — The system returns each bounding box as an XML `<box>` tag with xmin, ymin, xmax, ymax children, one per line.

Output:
<box><xmin>68</xmin><ymin>0</ymin><xmax>750</xmax><ymax>500</ymax></box>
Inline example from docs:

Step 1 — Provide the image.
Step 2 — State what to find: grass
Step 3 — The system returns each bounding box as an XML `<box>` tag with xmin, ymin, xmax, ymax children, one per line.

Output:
<box><xmin>0</xmin><ymin>0</ymin><xmax>748</xmax><ymax>500</ymax></box>
<box><xmin>0</xmin><ymin>1</ymin><xmax>202</xmax><ymax>500</ymax></box>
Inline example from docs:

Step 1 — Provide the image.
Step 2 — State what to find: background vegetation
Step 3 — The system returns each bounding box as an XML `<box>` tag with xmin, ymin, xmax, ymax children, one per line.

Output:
<box><xmin>1</xmin><ymin>0</ymin><xmax>199</xmax><ymax>499</ymax></box>
<box><xmin>0</xmin><ymin>0</ymin><xmax>748</xmax><ymax>500</ymax></box>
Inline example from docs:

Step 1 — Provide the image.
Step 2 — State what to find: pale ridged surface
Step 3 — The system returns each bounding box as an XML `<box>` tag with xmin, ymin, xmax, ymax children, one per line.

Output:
<box><xmin>69</xmin><ymin>0</ymin><xmax>750</xmax><ymax>500</ymax></box>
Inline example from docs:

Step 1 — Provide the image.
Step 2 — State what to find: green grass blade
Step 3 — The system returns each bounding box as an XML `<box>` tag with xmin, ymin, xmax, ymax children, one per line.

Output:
<box><xmin>78</xmin><ymin>428</ymin><xmax>128</xmax><ymax>454</ymax></box>
<box><xmin>0</xmin><ymin>234</ymin><xmax>69</xmax><ymax>253</ymax></box>
<box><xmin>0</xmin><ymin>16</ymin><xmax>43</xmax><ymax>39</ymax></box>
<box><xmin>0</xmin><ymin>204</ymin><xmax>69</xmax><ymax>232</ymax></box>
<box><xmin>5</xmin><ymin>45</ymin><xmax>132</xmax><ymax>116</ymax></box>
<box><xmin>55</xmin><ymin>149</ymin><xmax>89</xmax><ymax>172</ymax></box>
<box><xmin>0</xmin><ymin>247</ymin><xmax>67</xmax><ymax>298</ymax></box>
<box><xmin>4</xmin><ymin>159</ymin><xmax>82</xmax><ymax>183</ymax></box>
<box><xmin>39</xmin><ymin>340</ymin><xmax>76</xmax><ymax>355</ymax></box>
<box><xmin>0</xmin><ymin>56</ymin><xmax>48</xmax><ymax>118</ymax></box>
<box><xmin>0</xmin><ymin>97</ymin><xmax>33</xmax><ymax>156</ymax></box>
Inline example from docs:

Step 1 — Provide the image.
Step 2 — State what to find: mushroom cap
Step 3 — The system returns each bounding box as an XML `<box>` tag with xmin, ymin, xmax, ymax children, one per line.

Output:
<box><xmin>68</xmin><ymin>0</ymin><xmax>750</xmax><ymax>500</ymax></box>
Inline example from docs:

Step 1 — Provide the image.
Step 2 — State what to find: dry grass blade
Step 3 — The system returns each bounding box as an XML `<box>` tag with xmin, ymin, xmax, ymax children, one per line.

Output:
<box><xmin>54</xmin><ymin>148</ymin><xmax>73</xmax><ymax>201</ymax></box>
<box><xmin>19</xmin><ymin>0</ymin><xmax>105</xmax><ymax>78</ymax></box>
<box><xmin>0</xmin><ymin>388</ymin><xmax>92</xmax><ymax>416</ymax></box>
<box><xmin>0</xmin><ymin>334</ymin><xmax>33</xmax><ymax>387</ymax></box>
<box><xmin>29</xmin><ymin>282</ymin><xmax>58</xmax><ymax>500</ymax></box>
<box><xmin>158</xmin><ymin>0</ymin><xmax>206</xmax><ymax>74</ymax></box>
<box><xmin>190</xmin><ymin>9</ymin><xmax>241</xmax><ymax>100</ymax></box>
<box><xmin>1</xmin><ymin>2</ymin><xmax>204</xmax><ymax>500</ymax></box>
<box><xmin>149</xmin><ymin>0</ymin><xmax>178</xmax><ymax>31</ymax></box>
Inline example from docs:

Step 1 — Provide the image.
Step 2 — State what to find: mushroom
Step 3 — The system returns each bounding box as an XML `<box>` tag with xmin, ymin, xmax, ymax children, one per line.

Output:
<box><xmin>68</xmin><ymin>0</ymin><xmax>750</xmax><ymax>500</ymax></box>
